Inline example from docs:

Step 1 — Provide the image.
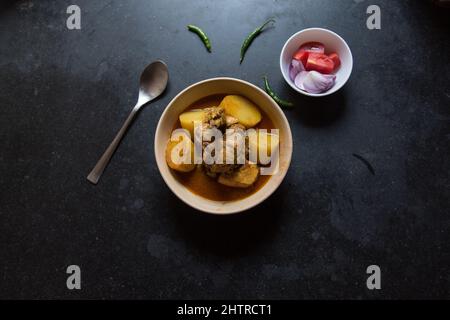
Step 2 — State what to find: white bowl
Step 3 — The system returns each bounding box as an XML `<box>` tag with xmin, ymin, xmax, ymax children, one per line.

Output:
<box><xmin>154</xmin><ymin>77</ymin><xmax>293</xmax><ymax>215</ymax></box>
<box><xmin>280</xmin><ymin>28</ymin><xmax>353</xmax><ymax>97</ymax></box>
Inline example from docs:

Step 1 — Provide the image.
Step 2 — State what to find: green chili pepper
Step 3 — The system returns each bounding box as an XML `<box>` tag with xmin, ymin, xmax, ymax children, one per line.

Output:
<box><xmin>187</xmin><ymin>24</ymin><xmax>211</xmax><ymax>52</ymax></box>
<box><xmin>240</xmin><ymin>18</ymin><xmax>275</xmax><ymax>64</ymax></box>
<box><xmin>263</xmin><ymin>76</ymin><xmax>294</xmax><ymax>109</ymax></box>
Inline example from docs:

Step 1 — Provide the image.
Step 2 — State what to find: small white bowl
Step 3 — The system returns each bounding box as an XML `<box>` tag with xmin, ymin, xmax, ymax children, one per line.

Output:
<box><xmin>154</xmin><ymin>77</ymin><xmax>293</xmax><ymax>215</ymax></box>
<box><xmin>280</xmin><ymin>28</ymin><xmax>353</xmax><ymax>97</ymax></box>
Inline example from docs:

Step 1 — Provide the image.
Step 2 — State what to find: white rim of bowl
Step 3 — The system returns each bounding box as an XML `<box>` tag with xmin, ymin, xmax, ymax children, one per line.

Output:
<box><xmin>279</xmin><ymin>27</ymin><xmax>353</xmax><ymax>97</ymax></box>
<box><xmin>154</xmin><ymin>77</ymin><xmax>293</xmax><ymax>215</ymax></box>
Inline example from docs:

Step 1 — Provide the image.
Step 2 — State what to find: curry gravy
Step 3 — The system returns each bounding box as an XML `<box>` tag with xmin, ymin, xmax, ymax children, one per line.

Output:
<box><xmin>172</xmin><ymin>94</ymin><xmax>274</xmax><ymax>202</ymax></box>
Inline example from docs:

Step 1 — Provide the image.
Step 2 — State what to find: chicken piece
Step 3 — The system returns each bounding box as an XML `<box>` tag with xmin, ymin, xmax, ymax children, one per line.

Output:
<box><xmin>225</xmin><ymin>124</ymin><xmax>249</xmax><ymax>161</ymax></box>
<box><xmin>225</xmin><ymin>114</ymin><xmax>239</xmax><ymax>127</ymax></box>
<box><xmin>197</xmin><ymin>107</ymin><xmax>226</xmax><ymax>150</ymax></box>
<box><xmin>202</xmin><ymin>110</ymin><xmax>248</xmax><ymax>179</ymax></box>
<box><xmin>228</xmin><ymin>123</ymin><xmax>246</xmax><ymax>131</ymax></box>
<box><xmin>218</xmin><ymin>163</ymin><xmax>259</xmax><ymax>188</ymax></box>
<box><xmin>203</xmin><ymin>106</ymin><xmax>226</xmax><ymax>130</ymax></box>
<box><xmin>202</xmin><ymin>126</ymin><xmax>247</xmax><ymax>178</ymax></box>
<box><xmin>202</xmin><ymin>138</ymin><xmax>240</xmax><ymax>178</ymax></box>
<box><xmin>203</xmin><ymin>162</ymin><xmax>240</xmax><ymax>178</ymax></box>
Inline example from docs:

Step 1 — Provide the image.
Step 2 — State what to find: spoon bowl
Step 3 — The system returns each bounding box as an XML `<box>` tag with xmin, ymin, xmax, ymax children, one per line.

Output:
<box><xmin>139</xmin><ymin>60</ymin><xmax>169</xmax><ymax>103</ymax></box>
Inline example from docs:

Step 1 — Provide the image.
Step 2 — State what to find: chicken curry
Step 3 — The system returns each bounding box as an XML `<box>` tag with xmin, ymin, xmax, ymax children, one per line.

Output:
<box><xmin>165</xmin><ymin>94</ymin><xmax>278</xmax><ymax>201</ymax></box>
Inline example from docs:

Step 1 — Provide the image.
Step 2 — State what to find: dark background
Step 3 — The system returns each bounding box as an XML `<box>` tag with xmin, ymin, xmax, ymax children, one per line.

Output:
<box><xmin>0</xmin><ymin>0</ymin><xmax>449</xmax><ymax>299</ymax></box>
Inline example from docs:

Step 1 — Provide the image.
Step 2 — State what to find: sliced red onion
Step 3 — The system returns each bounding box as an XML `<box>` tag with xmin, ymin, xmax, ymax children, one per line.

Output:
<box><xmin>303</xmin><ymin>71</ymin><xmax>336</xmax><ymax>93</ymax></box>
<box><xmin>294</xmin><ymin>71</ymin><xmax>309</xmax><ymax>90</ymax></box>
<box><xmin>294</xmin><ymin>71</ymin><xmax>336</xmax><ymax>94</ymax></box>
<box><xmin>289</xmin><ymin>59</ymin><xmax>305</xmax><ymax>81</ymax></box>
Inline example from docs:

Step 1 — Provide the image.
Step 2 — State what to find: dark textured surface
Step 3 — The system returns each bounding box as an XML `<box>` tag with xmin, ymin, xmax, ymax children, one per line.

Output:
<box><xmin>0</xmin><ymin>0</ymin><xmax>449</xmax><ymax>299</ymax></box>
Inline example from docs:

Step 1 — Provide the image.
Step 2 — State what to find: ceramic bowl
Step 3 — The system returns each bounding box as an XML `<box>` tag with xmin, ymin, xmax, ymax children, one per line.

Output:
<box><xmin>280</xmin><ymin>28</ymin><xmax>353</xmax><ymax>97</ymax></box>
<box><xmin>154</xmin><ymin>77</ymin><xmax>293</xmax><ymax>214</ymax></box>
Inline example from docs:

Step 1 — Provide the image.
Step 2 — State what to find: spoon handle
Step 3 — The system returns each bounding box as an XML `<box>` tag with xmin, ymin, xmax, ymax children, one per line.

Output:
<box><xmin>87</xmin><ymin>107</ymin><xmax>139</xmax><ymax>184</ymax></box>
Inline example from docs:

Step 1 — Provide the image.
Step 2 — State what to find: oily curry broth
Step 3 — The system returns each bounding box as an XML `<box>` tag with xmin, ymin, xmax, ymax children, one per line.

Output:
<box><xmin>172</xmin><ymin>94</ymin><xmax>274</xmax><ymax>201</ymax></box>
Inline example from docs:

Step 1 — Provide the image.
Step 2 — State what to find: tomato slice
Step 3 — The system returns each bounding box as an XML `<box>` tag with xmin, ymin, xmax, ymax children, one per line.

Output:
<box><xmin>305</xmin><ymin>53</ymin><xmax>335</xmax><ymax>74</ymax></box>
<box><xmin>299</xmin><ymin>42</ymin><xmax>325</xmax><ymax>54</ymax></box>
<box><xmin>328</xmin><ymin>53</ymin><xmax>341</xmax><ymax>70</ymax></box>
<box><xmin>293</xmin><ymin>42</ymin><xmax>325</xmax><ymax>67</ymax></box>
<box><xmin>293</xmin><ymin>50</ymin><xmax>309</xmax><ymax>66</ymax></box>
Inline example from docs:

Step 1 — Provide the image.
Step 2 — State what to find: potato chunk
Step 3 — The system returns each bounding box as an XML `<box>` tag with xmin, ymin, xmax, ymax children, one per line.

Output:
<box><xmin>218</xmin><ymin>163</ymin><xmax>259</xmax><ymax>188</ymax></box>
<box><xmin>219</xmin><ymin>95</ymin><xmax>262</xmax><ymax>128</ymax></box>
<box><xmin>179</xmin><ymin>109</ymin><xmax>204</xmax><ymax>137</ymax></box>
<box><xmin>248</xmin><ymin>130</ymin><xmax>279</xmax><ymax>163</ymax></box>
<box><xmin>165</xmin><ymin>134</ymin><xmax>195</xmax><ymax>172</ymax></box>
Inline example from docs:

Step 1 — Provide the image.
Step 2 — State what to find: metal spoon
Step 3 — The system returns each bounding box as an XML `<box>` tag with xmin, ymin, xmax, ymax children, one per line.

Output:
<box><xmin>87</xmin><ymin>60</ymin><xmax>169</xmax><ymax>184</ymax></box>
